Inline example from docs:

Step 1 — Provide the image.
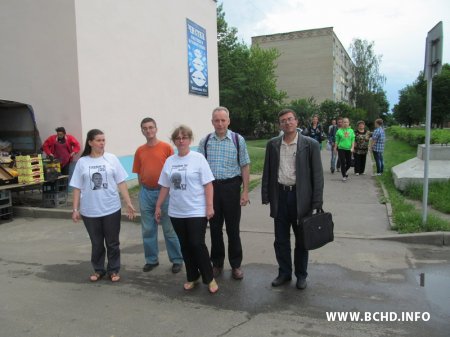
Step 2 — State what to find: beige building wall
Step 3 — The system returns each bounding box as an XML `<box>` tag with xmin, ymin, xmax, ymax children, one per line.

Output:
<box><xmin>252</xmin><ymin>27</ymin><xmax>353</xmax><ymax>105</ymax></box>
<box><xmin>0</xmin><ymin>0</ymin><xmax>218</xmax><ymax>163</ymax></box>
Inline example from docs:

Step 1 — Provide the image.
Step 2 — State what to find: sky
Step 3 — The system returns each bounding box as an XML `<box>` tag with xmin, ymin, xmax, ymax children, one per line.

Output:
<box><xmin>220</xmin><ymin>0</ymin><xmax>450</xmax><ymax>111</ymax></box>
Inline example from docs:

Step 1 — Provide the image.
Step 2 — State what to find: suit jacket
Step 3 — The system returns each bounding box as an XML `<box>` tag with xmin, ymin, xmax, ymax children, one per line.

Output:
<box><xmin>261</xmin><ymin>133</ymin><xmax>324</xmax><ymax>220</ymax></box>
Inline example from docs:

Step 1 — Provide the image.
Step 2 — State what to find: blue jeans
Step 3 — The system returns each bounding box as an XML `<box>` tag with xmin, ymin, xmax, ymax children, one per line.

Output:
<box><xmin>373</xmin><ymin>151</ymin><xmax>384</xmax><ymax>174</ymax></box>
<box><xmin>330</xmin><ymin>148</ymin><xmax>337</xmax><ymax>170</ymax></box>
<box><xmin>139</xmin><ymin>187</ymin><xmax>183</xmax><ymax>265</ymax></box>
<box><xmin>274</xmin><ymin>188</ymin><xmax>308</xmax><ymax>280</ymax></box>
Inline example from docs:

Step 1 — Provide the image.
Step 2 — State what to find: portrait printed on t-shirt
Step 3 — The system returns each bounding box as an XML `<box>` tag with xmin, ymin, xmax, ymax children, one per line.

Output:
<box><xmin>89</xmin><ymin>165</ymin><xmax>108</xmax><ymax>190</ymax></box>
<box><xmin>170</xmin><ymin>164</ymin><xmax>187</xmax><ymax>190</ymax></box>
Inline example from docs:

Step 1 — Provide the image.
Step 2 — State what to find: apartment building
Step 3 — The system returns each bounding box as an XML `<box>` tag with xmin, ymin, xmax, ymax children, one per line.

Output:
<box><xmin>252</xmin><ymin>27</ymin><xmax>354</xmax><ymax>105</ymax></box>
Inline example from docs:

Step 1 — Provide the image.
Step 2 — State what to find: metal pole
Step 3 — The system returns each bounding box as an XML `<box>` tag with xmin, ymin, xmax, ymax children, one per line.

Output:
<box><xmin>422</xmin><ymin>76</ymin><xmax>432</xmax><ymax>225</ymax></box>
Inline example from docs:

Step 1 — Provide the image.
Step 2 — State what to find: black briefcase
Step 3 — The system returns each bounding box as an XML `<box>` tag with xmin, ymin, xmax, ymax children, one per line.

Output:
<box><xmin>300</xmin><ymin>209</ymin><xmax>334</xmax><ymax>250</ymax></box>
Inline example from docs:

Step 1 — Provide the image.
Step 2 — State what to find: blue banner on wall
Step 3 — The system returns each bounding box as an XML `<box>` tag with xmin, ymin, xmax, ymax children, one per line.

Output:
<box><xmin>187</xmin><ymin>19</ymin><xmax>208</xmax><ymax>96</ymax></box>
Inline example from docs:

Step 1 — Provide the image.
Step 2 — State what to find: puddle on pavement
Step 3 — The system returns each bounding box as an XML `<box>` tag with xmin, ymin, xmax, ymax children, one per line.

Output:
<box><xmin>416</xmin><ymin>267</ymin><xmax>450</xmax><ymax>314</ymax></box>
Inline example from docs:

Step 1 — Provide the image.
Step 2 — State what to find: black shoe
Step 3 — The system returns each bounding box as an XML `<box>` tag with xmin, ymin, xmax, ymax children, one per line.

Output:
<box><xmin>143</xmin><ymin>262</ymin><xmax>159</xmax><ymax>272</ymax></box>
<box><xmin>296</xmin><ymin>278</ymin><xmax>307</xmax><ymax>290</ymax></box>
<box><xmin>171</xmin><ymin>263</ymin><xmax>182</xmax><ymax>274</ymax></box>
<box><xmin>271</xmin><ymin>275</ymin><xmax>292</xmax><ymax>287</ymax></box>
<box><xmin>331</xmin><ymin>168</ymin><xmax>335</xmax><ymax>174</ymax></box>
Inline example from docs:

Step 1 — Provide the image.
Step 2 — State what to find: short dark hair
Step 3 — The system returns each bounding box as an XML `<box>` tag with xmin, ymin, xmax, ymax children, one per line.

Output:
<box><xmin>278</xmin><ymin>109</ymin><xmax>297</xmax><ymax>120</ymax></box>
<box><xmin>140</xmin><ymin>117</ymin><xmax>156</xmax><ymax>128</ymax></box>
<box><xmin>55</xmin><ymin>127</ymin><xmax>66</xmax><ymax>134</ymax></box>
<box><xmin>375</xmin><ymin>118</ymin><xmax>383</xmax><ymax>126</ymax></box>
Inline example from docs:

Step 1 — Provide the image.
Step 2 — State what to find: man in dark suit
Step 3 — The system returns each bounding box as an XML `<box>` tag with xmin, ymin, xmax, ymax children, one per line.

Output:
<box><xmin>262</xmin><ymin>109</ymin><xmax>324</xmax><ymax>290</ymax></box>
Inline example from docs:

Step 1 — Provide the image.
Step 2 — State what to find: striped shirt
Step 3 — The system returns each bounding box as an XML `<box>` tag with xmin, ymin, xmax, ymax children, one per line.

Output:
<box><xmin>198</xmin><ymin>129</ymin><xmax>250</xmax><ymax>179</ymax></box>
<box><xmin>371</xmin><ymin>127</ymin><xmax>385</xmax><ymax>152</ymax></box>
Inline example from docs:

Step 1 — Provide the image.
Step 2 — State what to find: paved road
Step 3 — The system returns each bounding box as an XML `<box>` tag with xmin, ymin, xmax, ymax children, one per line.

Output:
<box><xmin>1</xmin><ymin>149</ymin><xmax>450</xmax><ymax>336</ymax></box>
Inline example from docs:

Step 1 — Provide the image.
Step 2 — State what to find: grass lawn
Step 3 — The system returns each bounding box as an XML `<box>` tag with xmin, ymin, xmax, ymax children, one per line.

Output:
<box><xmin>376</xmin><ymin>136</ymin><xmax>450</xmax><ymax>233</ymax></box>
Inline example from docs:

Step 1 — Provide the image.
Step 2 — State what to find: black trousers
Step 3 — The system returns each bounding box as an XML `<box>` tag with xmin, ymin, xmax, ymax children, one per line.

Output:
<box><xmin>171</xmin><ymin>217</ymin><xmax>213</xmax><ymax>284</ymax></box>
<box><xmin>209</xmin><ymin>177</ymin><xmax>243</xmax><ymax>269</ymax></box>
<box><xmin>337</xmin><ymin>149</ymin><xmax>352</xmax><ymax>178</ymax></box>
<box><xmin>274</xmin><ymin>187</ymin><xmax>308</xmax><ymax>279</ymax></box>
<box><xmin>82</xmin><ymin>209</ymin><xmax>121</xmax><ymax>274</ymax></box>
<box><xmin>354</xmin><ymin>153</ymin><xmax>367</xmax><ymax>174</ymax></box>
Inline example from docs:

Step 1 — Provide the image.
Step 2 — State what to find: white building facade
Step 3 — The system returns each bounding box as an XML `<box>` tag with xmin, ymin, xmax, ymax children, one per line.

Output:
<box><xmin>0</xmin><ymin>0</ymin><xmax>219</xmax><ymax>177</ymax></box>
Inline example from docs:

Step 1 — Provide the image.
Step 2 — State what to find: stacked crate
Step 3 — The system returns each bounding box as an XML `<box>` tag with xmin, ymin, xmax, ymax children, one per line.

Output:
<box><xmin>42</xmin><ymin>177</ymin><xmax>68</xmax><ymax>208</ymax></box>
<box><xmin>0</xmin><ymin>189</ymin><xmax>13</xmax><ymax>219</ymax></box>
<box><xmin>16</xmin><ymin>155</ymin><xmax>44</xmax><ymax>184</ymax></box>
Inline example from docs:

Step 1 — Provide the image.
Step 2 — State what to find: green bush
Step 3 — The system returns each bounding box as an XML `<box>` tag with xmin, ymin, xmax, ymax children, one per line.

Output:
<box><xmin>389</xmin><ymin>126</ymin><xmax>450</xmax><ymax>146</ymax></box>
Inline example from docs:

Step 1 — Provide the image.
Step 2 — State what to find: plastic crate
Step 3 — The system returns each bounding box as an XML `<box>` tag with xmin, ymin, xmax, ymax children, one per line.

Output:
<box><xmin>42</xmin><ymin>192</ymin><xmax>67</xmax><ymax>208</ymax></box>
<box><xmin>42</xmin><ymin>178</ymin><xmax>68</xmax><ymax>194</ymax></box>
<box><xmin>18</xmin><ymin>173</ymin><xmax>45</xmax><ymax>184</ymax></box>
<box><xmin>0</xmin><ymin>206</ymin><xmax>13</xmax><ymax>220</ymax></box>
<box><xmin>0</xmin><ymin>190</ymin><xmax>12</xmax><ymax>207</ymax></box>
<box><xmin>17</xmin><ymin>166</ymin><xmax>44</xmax><ymax>175</ymax></box>
<box><xmin>15</xmin><ymin>155</ymin><xmax>43</xmax><ymax>169</ymax></box>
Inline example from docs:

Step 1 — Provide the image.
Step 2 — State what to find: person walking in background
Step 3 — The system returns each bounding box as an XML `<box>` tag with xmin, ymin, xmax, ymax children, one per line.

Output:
<box><xmin>335</xmin><ymin>117</ymin><xmax>355</xmax><ymax>182</ymax></box>
<box><xmin>371</xmin><ymin>118</ymin><xmax>386</xmax><ymax>176</ymax></box>
<box><xmin>262</xmin><ymin>109</ymin><xmax>324</xmax><ymax>290</ymax></box>
<box><xmin>70</xmin><ymin>129</ymin><xmax>136</xmax><ymax>283</ymax></box>
<box><xmin>353</xmin><ymin>121</ymin><xmax>371</xmax><ymax>175</ymax></box>
<box><xmin>327</xmin><ymin>118</ymin><xmax>338</xmax><ymax>173</ymax></box>
<box><xmin>304</xmin><ymin>114</ymin><xmax>324</xmax><ymax>150</ymax></box>
<box><xmin>133</xmin><ymin>118</ymin><xmax>183</xmax><ymax>274</ymax></box>
<box><xmin>155</xmin><ymin>125</ymin><xmax>218</xmax><ymax>294</ymax></box>
<box><xmin>42</xmin><ymin>127</ymin><xmax>80</xmax><ymax>175</ymax></box>
<box><xmin>198</xmin><ymin>106</ymin><xmax>250</xmax><ymax>280</ymax></box>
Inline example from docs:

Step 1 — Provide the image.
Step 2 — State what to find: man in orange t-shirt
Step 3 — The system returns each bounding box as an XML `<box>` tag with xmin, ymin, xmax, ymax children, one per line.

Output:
<box><xmin>132</xmin><ymin>118</ymin><xmax>183</xmax><ymax>274</ymax></box>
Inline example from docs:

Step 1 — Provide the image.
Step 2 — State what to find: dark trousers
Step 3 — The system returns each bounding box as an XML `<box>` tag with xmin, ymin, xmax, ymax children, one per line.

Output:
<box><xmin>274</xmin><ymin>188</ymin><xmax>308</xmax><ymax>280</ymax></box>
<box><xmin>171</xmin><ymin>217</ymin><xmax>213</xmax><ymax>284</ymax></box>
<box><xmin>354</xmin><ymin>153</ymin><xmax>367</xmax><ymax>174</ymax></box>
<box><xmin>337</xmin><ymin>149</ymin><xmax>352</xmax><ymax>178</ymax></box>
<box><xmin>82</xmin><ymin>209</ymin><xmax>121</xmax><ymax>274</ymax></box>
<box><xmin>373</xmin><ymin>151</ymin><xmax>384</xmax><ymax>174</ymax></box>
<box><xmin>209</xmin><ymin>178</ymin><xmax>243</xmax><ymax>269</ymax></box>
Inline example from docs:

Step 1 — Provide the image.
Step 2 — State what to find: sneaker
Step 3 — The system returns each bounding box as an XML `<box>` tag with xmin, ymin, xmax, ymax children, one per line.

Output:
<box><xmin>232</xmin><ymin>267</ymin><xmax>244</xmax><ymax>280</ymax></box>
<box><xmin>331</xmin><ymin>168</ymin><xmax>335</xmax><ymax>174</ymax></box>
<box><xmin>342</xmin><ymin>177</ymin><xmax>347</xmax><ymax>182</ymax></box>
<box><xmin>143</xmin><ymin>262</ymin><xmax>159</xmax><ymax>272</ymax></box>
<box><xmin>172</xmin><ymin>263</ymin><xmax>182</xmax><ymax>274</ymax></box>
<box><xmin>355</xmin><ymin>173</ymin><xmax>359</xmax><ymax>176</ymax></box>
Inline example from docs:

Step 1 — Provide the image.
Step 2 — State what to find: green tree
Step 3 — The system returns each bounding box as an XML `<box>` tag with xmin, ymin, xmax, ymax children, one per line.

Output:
<box><xmin>432</xmin><ymin>64</ymin><xmax>450</xmax><ymax>128</ymax></box>
<box><xmin>217</xmin><ymin>4</ymin><xmax>286</xmax><ymax>136</ymax></box>
<box><xmin>287</xmin><ymin>97</ymin><xmax>320</xmax><ymax>127</ymax></box>
<box><xmin>349</xmin><ymin>39</ymin><xmax>389</xmax><ymax>120</ymax></box>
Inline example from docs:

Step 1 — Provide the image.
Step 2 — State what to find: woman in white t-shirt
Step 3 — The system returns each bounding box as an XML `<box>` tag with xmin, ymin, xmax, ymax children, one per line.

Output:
<box><xmin>155</xmin><ymin>125</ymin><xmax>218</xmax><ymax>294</ymax></box>
<box><xmin>70</xmin><ymin>129</ymin><xmax>136</xmax><ymax>283</ymax></box>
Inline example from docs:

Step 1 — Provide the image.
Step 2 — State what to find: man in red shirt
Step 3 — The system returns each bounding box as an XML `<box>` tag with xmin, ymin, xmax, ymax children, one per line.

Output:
<box><xmin>42</xmin><ymin>127</ymin><xmax>80</xmax><ymax>175</ymax></box>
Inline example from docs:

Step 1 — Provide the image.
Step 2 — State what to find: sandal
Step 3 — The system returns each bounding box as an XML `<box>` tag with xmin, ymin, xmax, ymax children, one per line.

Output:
<box><xmin>183</xmin><ymin>278</ymin><xmax>200</xmax><ymax>291</ymax></box>
<box><xmin>109</xmin><ymin>273</ymin><xmax>121</xmax><ymax>282</ymax></box>
<box><xmin>89</xmin><ymin>272</ymin><xmax>105</xmax><ymax>282</ymax></box>
<box><xmin>208</xmin><ymin>279</ymin><xmax>219</xmax><ymax>294</ymax></box>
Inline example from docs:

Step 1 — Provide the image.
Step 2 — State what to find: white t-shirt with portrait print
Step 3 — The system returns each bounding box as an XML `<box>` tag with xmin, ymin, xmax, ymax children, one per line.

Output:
<box><xmin>70</xmin><ymin>152</ymin><xmax>128</xmax><ymax>217</ymax></box>
<box><xmin>158</xmin><ymin>151</ymin><xmax>214</xmax><ymax>218</ymax></box>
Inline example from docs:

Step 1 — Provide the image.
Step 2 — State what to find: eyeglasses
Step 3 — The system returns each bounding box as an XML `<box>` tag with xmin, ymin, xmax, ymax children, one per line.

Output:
<box><xmin>174</xmin><ymin>136</ymin><xmax>190</xmax><ymax>142</ymax></box>
<box><xmin>279</xmin><ymin>117</ymin><xmax>296</xmax><ymax>125</ymax></box>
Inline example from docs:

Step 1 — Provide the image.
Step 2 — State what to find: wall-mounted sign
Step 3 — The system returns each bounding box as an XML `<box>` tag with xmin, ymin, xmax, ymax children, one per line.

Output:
<box><xmin>186</xmin><ymin>19</ymin><xmax>208</xmax><ymax>96</ymax></box>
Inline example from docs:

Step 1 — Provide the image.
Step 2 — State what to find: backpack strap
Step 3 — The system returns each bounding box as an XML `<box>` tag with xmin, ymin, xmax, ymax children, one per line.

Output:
<box><xmin>232</xmin><ymin>131</ymin><xmax>240</xmax><ymax>165</ymax></box>
<box><xmin>204</xmin><ymin>131</ymin><xmax>240</xmax><ymax>165</ymax></box>
<box><xmin>204</xmin><ymin>133</ymin><xmax>212</xmax><ymax>160</ymax></box>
